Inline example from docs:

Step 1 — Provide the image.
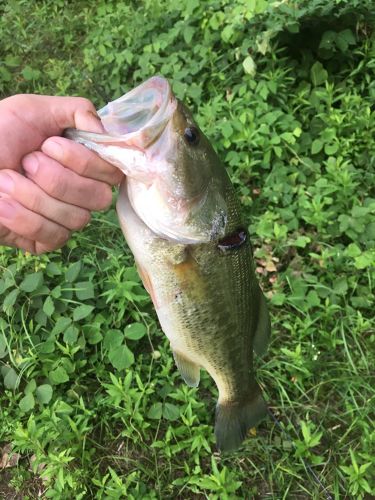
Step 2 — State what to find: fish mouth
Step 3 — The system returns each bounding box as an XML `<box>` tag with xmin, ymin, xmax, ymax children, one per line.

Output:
<box><xmin>66</xmin><ymin>76</ymin><xmax>177</xmax><ymax>150</ymax></box>
<box><xmin>98</xmin><ymin>76</ymin><xmax>177</xmax><ymax>148</ymax></box>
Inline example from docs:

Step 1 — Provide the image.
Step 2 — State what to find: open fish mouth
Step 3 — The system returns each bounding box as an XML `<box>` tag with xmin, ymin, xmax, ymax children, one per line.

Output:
<box><xmin>65</xmin><ymin>76</ymin><xmax>177</xmax><ymax>150</ymax></box>
<box><xmin>100</xmin><ymin>76</ymin><xmax>177</xmax><ymax>147</ymax></box>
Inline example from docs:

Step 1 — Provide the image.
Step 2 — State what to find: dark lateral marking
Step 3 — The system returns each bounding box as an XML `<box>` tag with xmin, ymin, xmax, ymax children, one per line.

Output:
<box><xmin>217</xmin><ymin>228</ymin><xmax>247</xmax><ymax>252</ymax></box>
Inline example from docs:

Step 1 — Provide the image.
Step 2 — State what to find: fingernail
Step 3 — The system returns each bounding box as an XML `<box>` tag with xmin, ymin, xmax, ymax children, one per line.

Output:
<box><xmin>23</xmin><ymin>154</ymin><xmax>39</xmax><ymax>175</ymax></box>
<box><xmin>0</xmin><ymin>199</ymin><xmax>14</xmax><ymax>220</ymax></box>
<box><xmin>42</xmin><ymin>139</ymin><xmax>63</xmax><ymax>160</ymax></box>
<box><xmin>0</xmin><ymin>173</ymin><xmax>15</xmax><ymax>194</ymax></box>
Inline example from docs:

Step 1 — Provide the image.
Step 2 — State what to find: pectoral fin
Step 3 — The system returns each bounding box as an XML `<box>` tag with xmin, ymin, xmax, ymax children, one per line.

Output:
<box><xmin>173</xmin><ymin>351</ymin><xmax>200</xmax><ymax>387</ymax></box>
<box><xmin>253</xmin><ymin>291</ymin><xmax>271</xmax><ymax>357</ymax></box>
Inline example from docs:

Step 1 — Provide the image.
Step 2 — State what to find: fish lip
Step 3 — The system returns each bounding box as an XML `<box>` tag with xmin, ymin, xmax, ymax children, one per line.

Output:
<box><xmin>97</xmin><ymin>76</ymin><xmax>177</xmax><ymax>149</ymax></box>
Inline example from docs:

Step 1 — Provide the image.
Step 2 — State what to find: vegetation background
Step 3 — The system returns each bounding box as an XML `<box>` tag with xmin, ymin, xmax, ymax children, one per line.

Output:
<box><xmin>0</xmin><ymin>0</ymin><xmax>374</xmax><ymax>498</ymax></box>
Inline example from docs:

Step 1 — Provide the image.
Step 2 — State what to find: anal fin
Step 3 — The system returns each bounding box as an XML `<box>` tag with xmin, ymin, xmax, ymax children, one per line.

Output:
<box><xmin>173</xmin><ymin>351</ymin><xmax>200</xmax><ymax>387</ymax></box>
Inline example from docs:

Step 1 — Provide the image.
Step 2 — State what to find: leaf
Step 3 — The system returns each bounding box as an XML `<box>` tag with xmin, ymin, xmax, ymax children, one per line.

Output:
<box><xmin>147</xmin><ymin>402</ymin><xmax>163</xmax><ymax>419</ymax></box>
<box><xmin>19</xmin><ymin>272</ymin><xmax>44</xmax><ymax>292</ymax></box>
<box><xmin>243</xmin><ymin>55</ymin><xmax>256</xmax><ymax>76</ymax></box>
<box><xmin>65</xmin><ymin>261</ymin><xmax>81</xmax><ymax>282</ymax></box>
<box><xmin>22</xmin><ymin>66</ymin><xmax>40</xmax><ymax>80</ymax></box>
<box><xmin>108</xmin><ymin>345</ymin><xmax>134</xmax><ymax>371</ymax></box>
<box><xmin>310</xmin><ymin>62</ymin><xmax>328</xmax><ymax>86</ymax></box>
<box><xmin>36</xmin><ymin>384</ymin><xmax>53</xmax><ymax>405</ymax></box>
<box><xmin>49</xmin><ymin>366</ymin><xmax>69</xmax><ymax>385</ymax></box>
<box><xmin>43</xmin><ymin>296</ymin><xmax>55</xmax><ymax>317</ymax></box>
<box><xmin>3</xmin><ymin>289</ymin><xmax>19</xmax><ymax>310</ymax></box>
<box><xmin>293</xmin><ymin>236</ymin><xmax>311</xmax><ymax>248</ymax></box>
<box><xmin>163</xmin><ymin>403</ymin><xmax>180</xmax><ymax>421</ymax></box>
<box><xmin>345</xmin><ymin>243</ymin><xmax>361</xmax><ymax>258</ymax></box>
<box><xmin>124</xmin><ymin>323</ymin><xmax>147</xmax><ymax>341</ymax></box>
<box><xmin>333</xmin><ymin>278</ymin><xmax>348</xmax><ymax>295</ymax></box>
<box><xmin>19</xmin><ymin>393</ymin><xmax>35</xmax><ymax>412</ymax></box>
<box><xmin>3</xmin><ymin>368</ymin><xmax>18</xmax><ymax>390</ymax></box>
<box><xmin>73</xmin><ymin>304</ymin><xmax>94</xmax><ymax>321</ymax></box>
<box><xmin>311</xmin><ymin>139</ymin><xmax>323</xmax><ymax>154</ymax></box>
<box><xmin>103</xmin><ymin>329</ymin><xmax>124</xmax><ymax>350</ymax></box>
<box><xmin>63</xmin><ymin>325</ymin><xmax>79</xmax><ymax>344</ymax></box>
<box><xmin>0</xmin><ymin>334</ymin><xmax>7</xmax><ymax>359</ymax></box>
<box><xmin>75</xmin><ymin>281</ymin><xmax>95</xmax><ymax>300</ymax></box>
<box><xmin>24</xmin><ymin>379</ymin><xmax>36</xmax><ymax>394</ymax></box>
<box><xmin>324</xmin><ymin>142</ymin><xmax>339</xmax><ymax>155</ymax></box>
<box><xmin>52</xmin><ymin>317</ymin><xmax>72</xmax><ymax>335</ymax></box>
<box><xmin>46</xmin><ymin>262</ymin><xmax>62</xmax><ymax>276</ymax></box>
<box><xmin>183</xmin><ymin>26</ymin><xmax>195</xmax><ymax>44</ymax></box>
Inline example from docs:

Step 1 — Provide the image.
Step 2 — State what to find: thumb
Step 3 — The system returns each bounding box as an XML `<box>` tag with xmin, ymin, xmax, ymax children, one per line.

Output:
<box><xmin>46</xmin><ymin>95</ymin><xmax>105</xmax><ymax>134</ymax></box>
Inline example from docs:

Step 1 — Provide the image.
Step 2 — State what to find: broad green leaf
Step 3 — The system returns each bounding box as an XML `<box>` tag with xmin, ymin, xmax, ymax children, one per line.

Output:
<box><xmin>4</xmin><ymin>367</ymin><xmax>18</xmax><ymax>390</ymax></box>
<box><xmin>73</xmin><ymin>304</ymin><xmax>94</xmax><ymax>321</ymax></box>
<box><xmin>49</xmin><ymin>366</ymin><xmax>69</xmax><ymax>385</ymax></box>
<box><xmin>324</xmin><ymin>142</ymin><xmax>339</xmax><ymax>155</ymax></box>
<box><xmin>75</xmin><ymin>281</ymin><xmax>95</xmax><ymax>300</ymax></box>
<box><xmin>46</xmin><ymin>262</ymin><xmax>62</xmax><ymax>276</ymax></box>
<box><xmin>52</xmin><ymin>317</ymin><xmax>72</xmax><ymax>335</ymax></box>
<box><xmin>65</xmin><ymin>261</ymin><xmax>81</xmax><ymax>282</ymax></box>
<box><xmin>243</xmin><ymin>55</ymin><xmax>256</xmax><ymax>76</ymax></box>
<box><xmin>63</xmin><ymin>325</ymin><xmax>79</xmax><ymax>344</ymax></box>
<box><xmin>38</xmin><ymin>341</ymin><xmax>55</xmax><ymax>354</ymax></box>
<box><xmin>183</xmin><ymin>26</ymin><xmax>194</xmax><ymax>44</ymax></box>
<box><xmin>19</xmin><ymin>272</ymin><xmax>44</xmax><ymax>292</ymax></box>
<box><xmin>25</xmin><ymin>379</ymin><xmax>37</xmax><ymax>394</ymax></box>
<box><xmin>108</xmin><ymin>345</ymin><xmax>134</xmax><ymax>371</ymax></box>
<box><xmin>163</xmin><ymin>403</ymin><xmax>180</xmax><ymax>421</ymax></box>
<box><xmin>19</xmin><ymin>393</ymin><xmax>35</xmax><ymax>412</ymax></box>
<box><xmin>0</xmin><ymin>334</ymin><xmax>7</xmax><ymax>359</ymax></box>
<box><xmin>147</xmin><ymin>402</ymin><xmax>163</xmax><ymax>419</ymax></box>
<box><xmin>3</xmin><ymin>289</ymin><xmax>19</xmax><ymax>310</ymax></box>
<box><xmin>43</xmin><ymin>296</ymin><xmax>55</xmax><ymax>317</ymax></box>
<box><xmin>104</xmin><ymin>329</ymin><xmax>124</xmax><ymax>350</ymax></box>
<box><xmin>311</xmin><ymin>139</ymin><xmax>323</xmax><ymax>154</ymax></box>
<box><xmin>36</xmin><ymin>384</ymin><xmax>53</xmax><ymax>405</ymax></box>
<box><xmin>310</xmin><ymin>61</ymin><xmax>328</xmax><ymax>86</ymax></box>
<box><xmin>124</xmin><ymin>323</ymin><xmax>147</xmax><ymax>341</ymax></box>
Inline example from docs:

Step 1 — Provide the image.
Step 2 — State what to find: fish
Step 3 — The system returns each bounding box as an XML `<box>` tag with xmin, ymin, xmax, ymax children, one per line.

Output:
<box><xmin>65</xmin><ymin>76</ymin><xmax>271</xmax><ymax>452</ymax></box>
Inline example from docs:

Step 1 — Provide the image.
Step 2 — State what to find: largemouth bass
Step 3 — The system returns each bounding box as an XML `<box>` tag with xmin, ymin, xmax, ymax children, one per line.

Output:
<box><xmin>66</xmin><ymin>76</ymin><xmax>271</xmax><ymax>452</ymax></box>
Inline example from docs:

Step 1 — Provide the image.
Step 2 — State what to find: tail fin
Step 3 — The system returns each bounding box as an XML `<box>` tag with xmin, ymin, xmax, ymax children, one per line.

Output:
<box><xmin>215</xmin><ymin>383</ymin><xmax>267</xmax><ymax>452</ymax></box>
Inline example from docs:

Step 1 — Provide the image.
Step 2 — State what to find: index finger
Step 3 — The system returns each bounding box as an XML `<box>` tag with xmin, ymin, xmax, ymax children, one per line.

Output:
<box><xmin>41</xmin><ymin>136</ymin><xmax>124</xmax><ymax>186</ymax></box>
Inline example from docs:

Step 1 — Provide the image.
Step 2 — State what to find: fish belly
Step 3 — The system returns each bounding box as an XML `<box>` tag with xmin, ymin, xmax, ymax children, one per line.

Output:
<box><xmin>117</xmin><ymin>180</ymin><xmax>258</xmax><ymax>400</ymax></box>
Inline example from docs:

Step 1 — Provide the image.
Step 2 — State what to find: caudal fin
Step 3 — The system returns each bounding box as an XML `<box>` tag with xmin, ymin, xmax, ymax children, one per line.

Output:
<box><xmin>215</xmin><ymin>383</ymin><xmax>267</xmax><ymax>452</ymax></box>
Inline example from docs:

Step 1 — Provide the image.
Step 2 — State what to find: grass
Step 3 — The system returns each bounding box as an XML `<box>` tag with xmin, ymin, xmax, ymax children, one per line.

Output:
<box><xmin>0</xmin><ymin>0</ymin><xmax>374</xmax><ymax>498</ymax></box>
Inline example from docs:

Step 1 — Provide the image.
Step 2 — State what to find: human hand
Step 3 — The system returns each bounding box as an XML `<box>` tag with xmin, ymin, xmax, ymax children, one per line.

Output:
<box><xmin>0</xmin><ymin>94</ymin><xmax>123</xmax><ymax>253</ymax></box>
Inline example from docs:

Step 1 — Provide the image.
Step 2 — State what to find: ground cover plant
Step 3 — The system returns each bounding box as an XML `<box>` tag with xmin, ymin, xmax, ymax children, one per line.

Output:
<box><xmin>0</xmin><ymin>0</ymin><xmax>374</xmax><ymax>498</ymax></box>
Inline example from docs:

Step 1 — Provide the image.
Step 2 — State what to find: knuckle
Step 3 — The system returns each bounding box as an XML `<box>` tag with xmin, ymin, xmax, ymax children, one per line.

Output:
<box><xmin>47</xmin><ymin>171</ymin><xmax>67</xmax><ymax>200</ymax></box>
<box><xmin>75</xmin><ymin>154</ymin><xmax>91</xmax><ymax>176</ymax></box>
<box><xmin>76</xmin><ymin>97</ymin><xmax>93</xmax><ymax>110</ymax></box>
<box><xmin>28</xmin><ymin>217</ymin><xmax>44</xmax><ymax>240</ymax></box>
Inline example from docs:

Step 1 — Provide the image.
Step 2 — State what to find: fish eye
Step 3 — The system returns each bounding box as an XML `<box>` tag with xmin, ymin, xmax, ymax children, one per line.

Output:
<box><xmin>184</xmin><ymin>126</ymin><xmax>200</xmax><ymax>146</ymax></box>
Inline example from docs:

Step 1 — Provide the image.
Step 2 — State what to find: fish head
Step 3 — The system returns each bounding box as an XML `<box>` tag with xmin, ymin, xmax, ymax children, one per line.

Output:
<box><xmin>66</xmin><ymin>76</ymin><xmax>229</xmax><ymax>244</ymax></box>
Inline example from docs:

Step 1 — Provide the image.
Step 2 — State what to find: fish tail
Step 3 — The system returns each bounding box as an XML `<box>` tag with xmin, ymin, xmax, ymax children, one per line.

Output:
<box><xmin>215</xmin><ymin>382</ymin><xmax>267</xmax><ymax>452</ymax></box>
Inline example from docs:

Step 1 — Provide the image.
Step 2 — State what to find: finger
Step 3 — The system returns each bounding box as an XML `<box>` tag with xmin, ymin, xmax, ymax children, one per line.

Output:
<box><xmin>22</xmin><ymin>152</ymin><xmax>113</xmax><ymax>211</ymax></box>
<box><xmin>0</xmin><ymin>198</ymin><xmax>70</xmax><ymax>252</ymax></box>
<box><xmin>0</xmin><ymin>170</ymin><xmax>91</xmax><ymax>231</ymax></box>
<box><xmin>41</xmin><ymin>136</ymin><xmax>123</xmax><ymax>185</ymax></box>
<box><xmin>0</xmin><ymin>221</ymin><xmax>36</xmax><ymax>253</ymax></box>
<box><xmin>47</xmin><ymin>96</ymin><xmax>105</xmax><ymax>133</ymax></box>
